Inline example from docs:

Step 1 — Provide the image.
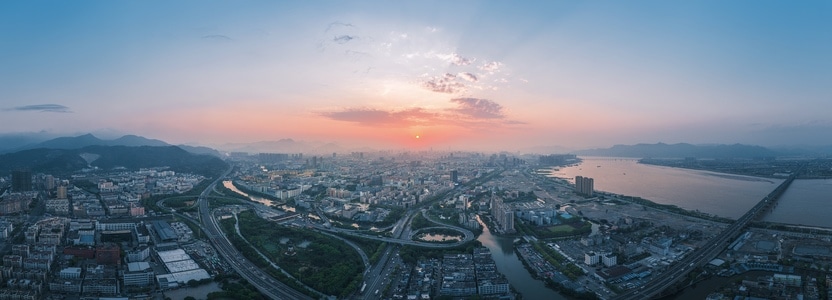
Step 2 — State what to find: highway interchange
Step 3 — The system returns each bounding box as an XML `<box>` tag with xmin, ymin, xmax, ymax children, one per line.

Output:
<box><xmin>167</xmin><ymin>168</ymin><xmax>477</xmax><ymax>299</ymax></box>
<box><xmin>164</xmin><ymin>164</ymin><xmax>794</xmax><ymax>300</ymax></box>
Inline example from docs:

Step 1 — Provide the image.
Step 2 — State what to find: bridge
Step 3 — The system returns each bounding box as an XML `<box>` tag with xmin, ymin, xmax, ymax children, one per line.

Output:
<box><xmin>616</xmin><ymin>171</ymin><xmax>798</xmax><ymax>300</ymax></box>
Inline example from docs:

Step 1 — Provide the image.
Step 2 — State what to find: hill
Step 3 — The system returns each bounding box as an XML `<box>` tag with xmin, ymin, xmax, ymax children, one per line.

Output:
<box><xmin>22</xmin><ymin>133</ymin><xmax>170</xmax><ymax>150</ymax></box>
<box><xmin>0</xmin><ymin>145</ymin><xmax>228</xmax><ymax>176</ymax></box>
<box><xmin>2</xmin><ymin>133</ymin><xmax>221</xmax><ymax>157</ymax></box>
<box><xmin>574</xmin><ymin>143</ymin><xmax>778</xmax><ymax>159</ymax></box>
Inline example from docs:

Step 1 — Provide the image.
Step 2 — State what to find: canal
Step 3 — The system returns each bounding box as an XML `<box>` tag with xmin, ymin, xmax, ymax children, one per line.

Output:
<box><xmin>222</xmin><ymin>180</ymin><xmax>275</xmax><ymax>206</ymax></box>
<box><xmin>476</xmin><ymin>216</ymin><xmax>567</xmax><ymax>299</ymax></box>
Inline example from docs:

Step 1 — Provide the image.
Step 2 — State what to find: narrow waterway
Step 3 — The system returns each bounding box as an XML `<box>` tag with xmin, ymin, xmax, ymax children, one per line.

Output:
<box><xmin>222</xmin><ymin>180</ymin><xmax>275</xmax><ymax>206</ymax></box>
<box><xmin>476</xmin><ymin>216</ymin><xmax>567</xmax><ymax>300</ymax></box>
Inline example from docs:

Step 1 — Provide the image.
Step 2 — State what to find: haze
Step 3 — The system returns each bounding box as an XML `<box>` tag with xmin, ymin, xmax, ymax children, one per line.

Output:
<box><xmin>2</xmin><ymin>1</ymin><xmax>831</xmax><ymax>151</ymax></box>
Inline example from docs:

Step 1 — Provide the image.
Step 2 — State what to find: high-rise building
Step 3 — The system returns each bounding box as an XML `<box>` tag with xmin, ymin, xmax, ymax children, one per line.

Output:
<box><xmin>585</xmin><ymin>252</ymin><xmax>600</xmax><ymax>265</ymax></box>
<box><xmin>451</xmin><ymin>170</ymin><xmax>459</xmax><ymax>183</ymax></box>
<box><xmin>490</xmin><ymin>197</ymin><xmax>515</xmax><ymax>233</ymax></box>
<box><xmin>44</xmin><ymin>175</ymin><xmax>55</xmax><ymax>190</ymax></box>
<box><xmin>57</xmin><ymin>185</ymin><xmax>68</xmax><ymax>199</ymax></box>
<box><xmin>602</xmin><ymin>253</ymin><xmax>617</xmax><ymax>267</ymax></box>
<box><xmin>574</xmin><ymin>176</ymin><xmax>594</xmax><ymax>197</ymax></box>
<box><xmin>12</xmin><ymin>170</ymin><xmax>32</xmax><ymax>192</ymax></box>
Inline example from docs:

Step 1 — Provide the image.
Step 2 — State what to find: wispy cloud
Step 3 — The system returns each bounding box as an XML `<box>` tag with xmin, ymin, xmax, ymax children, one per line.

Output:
<box><xmin>421</xmin><ymin>73</ymin><xmax>466</xmax><ymax>94</ymax></box>
<box><xmin>458</xmin><ymin>72</ymin><xmax>478</xmax><ymax>82</ymax></box>
<box><xmin>450</xmin><ymin>98</ymin><xmax>505</xmax><ymax>119</ymax></box>
<box><xmin>321</xmin><ymin>98</ymin><xmax>524</xmax><ymax>128</ymax></box>
<box><xmin>5</xmin><ymin>104</ymin><xmax>72</xmax><ymax>113</ymax></box>
<box><xmin>333</xmin><ymin>35</ymin><xmax>357</xmax><ymax>44</ymax></box>
<box><xmin>326</xmin><ymin>22</ymin><xmax>355</xmax><ymax>32</ymax></box>
<box><xmin>436</xmin><ymin>52</ymin><xmax>473</xmax><ymax>66</ymax></box>
<box><xmin>479</xmin><ymin>61</ymin><xmax>503</xmax><ymax>73</ymax></box>
<box><xmin>201</xmin><ymin>34</ymin><xmax>232</xmax><ymax>41</ymax></box>
<box><xmin>320</xmin><ymin>108</ymin><xmax>438</xmax><ymax>127</ymax></box>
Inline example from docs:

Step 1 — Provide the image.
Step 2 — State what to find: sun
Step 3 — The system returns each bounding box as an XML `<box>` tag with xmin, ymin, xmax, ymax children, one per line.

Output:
<box><xmin>415</xmin><ymin>135</ymin><xmax>420</xmax><ymax>139</ymax></box>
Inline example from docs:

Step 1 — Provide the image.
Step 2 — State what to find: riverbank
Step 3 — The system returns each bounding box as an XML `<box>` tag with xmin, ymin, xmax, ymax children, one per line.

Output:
<box><xmin>514</xmin><ymin>242</ymin><xmax>599</xmax><ymax>299</ymax></box>
<box><xmin>476</xmin><ymin>216</ymin><xmax>568</xmax><ymax>300</ymax></box>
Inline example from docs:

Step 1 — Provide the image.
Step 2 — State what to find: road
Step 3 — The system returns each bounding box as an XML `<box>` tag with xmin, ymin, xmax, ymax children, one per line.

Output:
<box><xmin>419</xmin><ymin>210</ymin><xmax>476</xmax><ymax>241</ymax></box>
<box><xmin>196</xmin><ymin>167</ymin><xmax>314</xmax><ymax>300</ymax></box>
<box><xmin>361</xmin><ymin>209</ymin><xmax>418</xmax><ymax>299</ymax></box>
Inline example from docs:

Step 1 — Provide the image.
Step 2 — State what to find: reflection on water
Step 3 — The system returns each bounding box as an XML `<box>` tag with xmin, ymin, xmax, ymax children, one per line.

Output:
<box><xmin>222</xmin><ymin>180</ymin><xmax>275</xmax><ymax>206</ymax></box>
<box><xmin>764</xmin><ymin>179</ymin><xmax>832</xmax><ymax>228</ymax></box>
<box><xmin>416</xmin><ymin>233</ymin><xmax>462</xmax><ymax>242</ymax></box>
<box><xmin>550</xmin><ymin>158</ymin><xmax>782</xmax><ymax>219</ymax></box>
<box><xmin>476</xmin><ymin>216</ymin><xmax>567</xmax><ymax>300</ymax></box>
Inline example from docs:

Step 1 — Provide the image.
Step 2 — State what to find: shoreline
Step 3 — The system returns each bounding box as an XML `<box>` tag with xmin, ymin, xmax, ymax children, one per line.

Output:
<box><xmin>534</xmin><ymin>163</ymin><xmax>832</xmax><ymax>232</ymax></box>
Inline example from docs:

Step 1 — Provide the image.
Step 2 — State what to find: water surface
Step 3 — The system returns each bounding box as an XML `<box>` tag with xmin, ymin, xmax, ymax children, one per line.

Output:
<box><xmin>549</xmin><ymin>157</ymin><xmax>782</xmax><ymax>219</ymax></box>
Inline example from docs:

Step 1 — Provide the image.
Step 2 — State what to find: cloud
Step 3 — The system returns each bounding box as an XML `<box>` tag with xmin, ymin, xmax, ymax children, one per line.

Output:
<box><xmin>479</xmin><ymin>61</ymin><xmax>503</xmax><ymax>73</ymax></box>
<box><xmin>5</xmin><ymin>104</ymin><xmax>72</xmax><ymax>113</ymax></box>
<box><xmin>449</xmin><ymin>98</ymin><xmax>505</xmax><ymax>119</ymax></box>
<box><xmin>421</xmin><ymin>73</ymin><xmax>466</xmax><ymax>94</ymax></box>
<box><xmin>436</xmin><ymin>52</ymin><xmax>473</xmax><ymax>66</ymax></box>
<box><xmin>201</xmin><ymin>34</ymin><xmax>232</xmax><ymax>41</ymax></box>
<box><xmin>320</xmin><ymin>108</ymin><xmax>438</xmax><ymax>127</ymax></box>
<box><xmin>458</xmin><ymin>72</ymin><xmax>478</xmax><ymax>82</ymax></box>
<box><xmin>321</xmin><ymin>98</ymin><xmax>524</xmax><ymax>129</ymax></box>
<box><xmin>326</xmin><ymin>22</ymin><xmax>355</xmax><ymax>32</ymax></box>
<box><xmin>503</xmin><ymin>120</ymin><xmax>527</xmax><ymax>125</ymax></box>
<box><xmin>333</xmin><ymin>35</ymin><xmax>357</xmax><ymax>44</ymax></box>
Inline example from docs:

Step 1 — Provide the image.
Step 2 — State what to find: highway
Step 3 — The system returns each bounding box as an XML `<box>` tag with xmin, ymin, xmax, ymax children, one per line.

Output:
<box><xmin>615</xmin><ymin>172</ymin><xmax>798</xmax><ymax>300</ymax></box>
<box><xmin>361</xmin><ymin>209</ymin><xmax>418</xmax><ymax>299</ymax></box>
<box><xmin>196</xmin><ymin>168</ymin><xmax>313</xmax><ymax>300</ymax></box>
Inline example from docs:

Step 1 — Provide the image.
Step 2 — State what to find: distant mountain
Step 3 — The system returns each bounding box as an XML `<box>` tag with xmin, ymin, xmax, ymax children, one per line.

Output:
<box><xmin>0</xmin><ymin>145</ymin><xmax>228</xmax><ymax>176</ymax></box>
<box><xmin>26</xmin><ymin>133</ymin><xmax>170</xmax><ymax>150</ymax></box>
<box><xmin>30</xmin><ymin>133</ymin><xmax>107</xmax><ymax>149</ymax></box>
<box><xmin>574</xmin><ymin>143</ymin><xmax>778</xmax><ymax>159</ymax></box>
<box><xmin>769</xmin><ymin>145</ymin><xmax>832</xmax><ymax>157</ymax></box>
<box><xmin>177</xmin><ymin>144</ymin><xmax>222</xmax><ymax>157</ymax></box>
<box><xmin>3</xmin><ymin>133</ymin><xmax>221</xmax><ymax>156</ymax></box>
<box><xmin>110</xmin><ymin>135</ymin><xmax>169</xmax><ymax>147</ymax></box>
<box><xmin>0</xmin><ymin>132</ymin><xmax>62</xmax><ymax>153</ymax></box>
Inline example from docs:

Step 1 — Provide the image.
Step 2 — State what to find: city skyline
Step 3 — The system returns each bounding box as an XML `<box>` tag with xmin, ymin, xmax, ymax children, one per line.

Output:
<box><xmin>2</xmin><ymin>1</ymin><xmax>831</xmax><ymax>151</ymax></box>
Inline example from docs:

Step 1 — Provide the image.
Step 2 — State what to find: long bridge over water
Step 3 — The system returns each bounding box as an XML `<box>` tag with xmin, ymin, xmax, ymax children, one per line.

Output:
<box><xmin>616</xmin><ymin>171</ymin><xmax>798</xmax><ymax>300</ymax></box>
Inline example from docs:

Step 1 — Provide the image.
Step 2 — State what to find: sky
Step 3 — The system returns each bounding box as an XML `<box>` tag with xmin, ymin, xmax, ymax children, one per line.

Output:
<box><xmin>1</xmin><ymin>1</ymin><xmax>831</xmax><ymax>151</ymax></box>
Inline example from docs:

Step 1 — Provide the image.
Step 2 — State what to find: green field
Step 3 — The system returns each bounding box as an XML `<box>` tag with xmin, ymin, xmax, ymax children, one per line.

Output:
<box><xmin>234</xmin><ymin>211</ymin><xmax>364</xmax><ymax>297</ymax></box>
<box><xmin>547</xmin><ymin>224</ymin><xmax>577</xmax><ymax>233</ymax></box>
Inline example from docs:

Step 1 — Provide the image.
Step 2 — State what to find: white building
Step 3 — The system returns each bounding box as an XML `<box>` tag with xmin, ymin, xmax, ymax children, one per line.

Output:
<box><xmin>602</xmin><ymin>253</ymin><xmax>617</xmax><ymax>267</ymax></box>
<box><xmin>59</xmin><ymin>267</ymin><xmax>82</xmax><ymax>279</ymax></box>
<box><xmin>124</xmin><ymin>262</ymin><xmax>154</xmax><ymax>286</ymax></box>
<box><xmin>584</xmin><ymin>252</ymin><xmax>600</xmax><ymax>266</ymax></box>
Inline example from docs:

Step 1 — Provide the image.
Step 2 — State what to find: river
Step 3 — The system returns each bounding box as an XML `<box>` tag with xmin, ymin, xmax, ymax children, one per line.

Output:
<box><xmin>222</xmin><ymin>180</ymin><xmax>275</xmax><ymax>206</ymax></box>
<box><xmin>762</xmin><ymin>179</ymin><xmax>832</xmax><ymax>228</ymax></box>
<box><xmin>548</xmin><ymin>157</ymin><xmax>783</xmax><ymax>219</ymax></box>
<box><xmin>477</xmin><ymin>216</ymin><xmax>567</xmax><ymax>300</ymax></box>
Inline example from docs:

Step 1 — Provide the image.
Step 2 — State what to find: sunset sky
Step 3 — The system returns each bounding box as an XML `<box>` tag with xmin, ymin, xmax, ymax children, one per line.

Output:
<box><xmin>2</xmin><ymin>1</ymin><xmax>830</xmax><ymax>151</ymax></box>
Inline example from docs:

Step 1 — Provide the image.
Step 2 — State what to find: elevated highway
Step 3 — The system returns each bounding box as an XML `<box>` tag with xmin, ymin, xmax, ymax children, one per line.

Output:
<box><xmin>195</xmin><ymin>168</ymin><xmax>314</xmax><ymax>300</ymax></box>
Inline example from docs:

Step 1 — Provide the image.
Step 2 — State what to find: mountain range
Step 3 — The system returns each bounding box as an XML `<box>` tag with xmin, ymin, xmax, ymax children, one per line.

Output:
<box><xmin>574</xmin><ymin>143</ymin><xmax>781</xmax><ymax>158</ymax></box>
<box><xmin>0</xmin><ymin>145</ymin><xmax>227</xmax><ymax>176</ymax></box>
<box><xmin>0</xmin><ymin>133</ymin><xmax>220</xmax><ymax>157</ymax></box>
